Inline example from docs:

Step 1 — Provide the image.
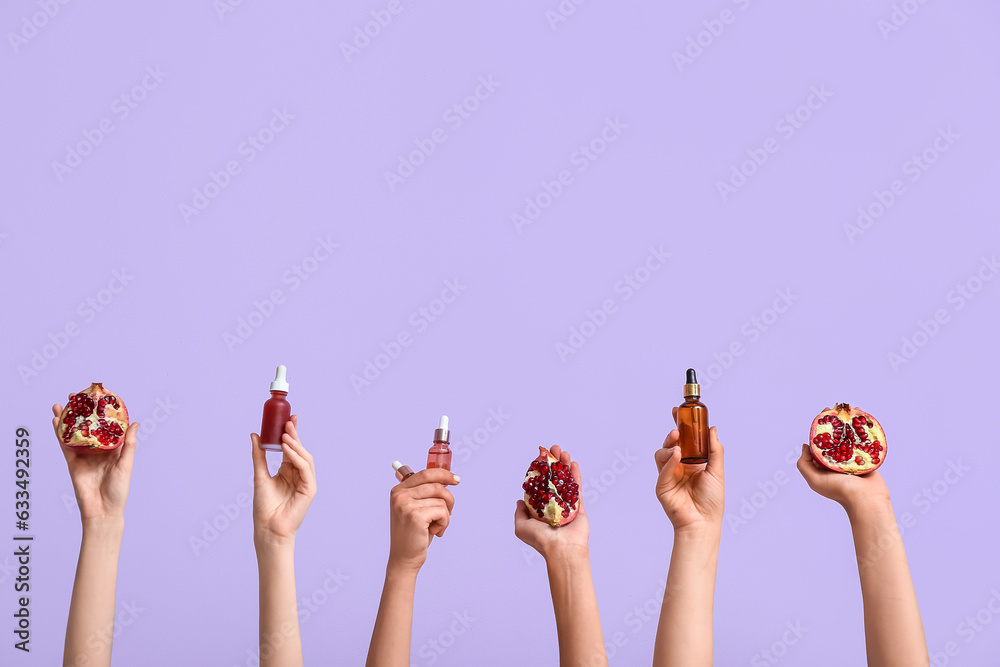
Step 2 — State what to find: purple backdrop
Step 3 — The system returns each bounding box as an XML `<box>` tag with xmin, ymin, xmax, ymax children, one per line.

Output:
<box><xmin>3</xmin><ymin>1</ymin><xmax>999</xmax><ymax>665</ymax></box>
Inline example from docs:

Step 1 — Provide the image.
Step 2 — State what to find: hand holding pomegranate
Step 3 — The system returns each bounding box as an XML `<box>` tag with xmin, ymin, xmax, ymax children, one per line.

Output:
<box><xmin>514</xmin><ymin>445</ymin><xmax>590</xmax><ymax>559</ymax></box>
<box><xmin>386</xmin><ymin>468</ymin><xmax>460</xmax><ymax>572</ymax></box>
<box><xmin>51</xmin><ymin>402</ymin><xmax>139</xmax><ymax>522</ymax></box>
<box><xmin>251</xmin><ymin>415</ymin><xmax>317</xmax><ymax>547</ymax></box>
<box><xmin>654</xmin><ymin>409</ymin><xmax>725</xmax><ymax>532</ymax></box>
<box><xmin>796</xmin><ymin>443</ymin><xmax>892</xmax><ymax>513</ymax></box>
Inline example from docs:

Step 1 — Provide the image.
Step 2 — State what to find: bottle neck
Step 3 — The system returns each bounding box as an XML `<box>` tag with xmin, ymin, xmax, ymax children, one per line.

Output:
<box><xmin>270</xmin><ymin>391</ymin><xmax>288</xmax><ymax>398</ymax></box>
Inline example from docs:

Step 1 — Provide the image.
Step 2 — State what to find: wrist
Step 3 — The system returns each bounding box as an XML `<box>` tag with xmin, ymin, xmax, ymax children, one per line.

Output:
<box><xmin>254</xmin><ymin>528</ymin><xmax>295</xmax><ymax>552</ymax></box>
<box><xmin>673</xmin><ymin>520</ymin><xmax>722</xmax><ymax>541</ymax></box>
<box><xmin>386</xmin><ymin>557</ymin><xmax>422</xmax><ymax>579</ymax></box>
<box><xmin>81</xmin><ymin>515</ymin><xmax>125</xmax><ymax>538</ymax></box>
<box><xmin>844</xmin><ymin>495</ymin><xmax>895</xmax><ymax>525</ymax></box>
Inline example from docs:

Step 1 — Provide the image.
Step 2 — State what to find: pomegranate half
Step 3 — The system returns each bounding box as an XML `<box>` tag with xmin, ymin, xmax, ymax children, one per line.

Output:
<box><xmin>809</xmin><ymin>403</ymin><xmax>885</xmax><ymax>475</ymax></box>
<box><xmin>522</xmin><ymin>446</ymin><xmax>580</xmax><ymax>527</ymax></box>
<box><xmin>57</xmin><ymin>383</ymin><xmax>129</xmax><ymax>451</ymax></box>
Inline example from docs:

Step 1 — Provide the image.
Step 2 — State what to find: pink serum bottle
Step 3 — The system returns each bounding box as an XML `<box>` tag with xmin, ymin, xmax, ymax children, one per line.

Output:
<box><xmin>426</xmin><ymin>415</ymin><xmax>452</xmax><ymax>470</ymax></box>
<box><xmin>259</xmin><ymin>365</ymin><xmax>291</xmax><ymax>452</ymax></box>
<box><xmin>393</xmin><ymin>461</ymin><xmax>415</xmax><ymax>481</ymax></box>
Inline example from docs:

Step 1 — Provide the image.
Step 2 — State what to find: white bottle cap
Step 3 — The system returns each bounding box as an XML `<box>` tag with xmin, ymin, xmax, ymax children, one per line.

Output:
<box><xmin>392</xmin><ymin>461</ymin><xmax>404</xmax><ymax>472</ymax></box>
<box><xmin>270</xmin><ymin>365</ymin><xmax>289</xmax><ymax>392</ymax></box>
<box><xmin>438</xmin><ymin>415</ymin><xmax>448</xmax><ymax>430</ymax></box>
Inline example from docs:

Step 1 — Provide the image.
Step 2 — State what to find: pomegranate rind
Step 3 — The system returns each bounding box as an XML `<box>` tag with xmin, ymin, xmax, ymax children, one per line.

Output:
<box><xmin>808</xmin><ymin>403</ymin><xmax>886</xmax><ymax>475</ymax></box>
<box><xmin>523</xmin><ymin>446</ymin><xmax>580</xmax><ymax>527</ymax></box>
<box><xmin>57</xmin><ymin>383</ymin><xmax>129</xmax><ymax>452</ymax></box>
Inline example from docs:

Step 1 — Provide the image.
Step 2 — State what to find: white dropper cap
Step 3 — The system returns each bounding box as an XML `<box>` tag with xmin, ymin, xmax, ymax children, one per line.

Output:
<box><xmin>392</xmin><ymin>461</ymin><xmax>404</xmax><ymax>472</ymax></box>
<box><xmin>434</xmin><ymin>415</ymin><xmax>450</xmax><ymax>442</ymax></box>
<box><xmin>270</xmin><ymin>365</ymin><xmax>289</xmax><ymax>392</ymax></box>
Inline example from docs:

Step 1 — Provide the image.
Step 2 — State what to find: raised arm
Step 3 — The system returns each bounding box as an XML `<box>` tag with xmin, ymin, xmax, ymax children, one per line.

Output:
<box><xmin>367</xmin><ymin>468</ymin><xmax>459</xmax><ymax>667</ymax></box>
<box><xmin>797</xmin><ymin>445</ymin><xmax>928</xmax><ymax>667</ymax></box>
<box><xmin>53</xmin><ymin>403</ymin><xmax>139</xmax><ymax>667</ymax></box>
<box><xmin>251</xmin><ymin>415</ymin><xmax>317</xmax><ymax>667</ymax></box>
<box><xmin>652</xmin><ymin>413</ymin><xmax>725</xmax><ymax>667</ymax></box>
<box><xmin>514</xmin><ymin>445</ymin><xmax>607</xmax><ymax>667</ymax></box>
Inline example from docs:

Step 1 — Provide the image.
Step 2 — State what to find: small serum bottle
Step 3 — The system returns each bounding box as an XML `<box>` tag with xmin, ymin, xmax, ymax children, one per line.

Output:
<box><xmin>393</xmin><ymin>461</ymin><xmax>415</xmax><ymax>482</ymax></box>
<box><xmin>678</xmin><ymin>368</ymin><xmax>710</xmax><ymax>464</ymax></box>
<box><xmin>426</xmin><ymin>415</ymin><xmax>452</xmax><ymax>470</ymax></box>
<box><xmin>259</xmin><ymin>365</ymin><xmax>291</xmax><ymax>452</ymax></box>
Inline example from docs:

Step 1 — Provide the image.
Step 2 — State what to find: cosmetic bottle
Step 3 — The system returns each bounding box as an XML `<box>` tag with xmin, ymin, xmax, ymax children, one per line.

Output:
<box><xmin>393</xmin><ymin>461</ymin><xmax>415</xmax><ymax>482</ymax></box>
<box><xmin>426</xmin><ymin>415</ymin><xmax>452</xmax><ymax>470</ymax></box>
<box><xmin>678</xmin><ymin>368</ymin><xmax>710</xmax><ymax>464</ymax></box>
<box><xmin>259</xmin><ymin>365</ymin><xmax>291</xmax><ymax>452</ymax></box>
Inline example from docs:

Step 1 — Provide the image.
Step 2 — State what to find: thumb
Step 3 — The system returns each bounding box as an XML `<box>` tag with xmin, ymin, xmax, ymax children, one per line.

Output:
<box><xmin>116</xmin><ymin>422</ymin><xmax>140</xmax><ymax>473</ymax></box>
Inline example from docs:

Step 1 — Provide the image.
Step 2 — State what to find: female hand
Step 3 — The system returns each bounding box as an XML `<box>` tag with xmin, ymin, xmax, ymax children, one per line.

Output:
<box><xmin>387</xmin><ymin>469</ymin><xmax>459</xmax><ymax>572</ymax></box>
<box><xmin>251</xmin><ymin>415</ymin><xmax>317</xmax><ymax>546</ymax></box>
<box><xmin>655</xmin><ymin>408</ymin><xmax>725</xmax><ymax>532</ymax></box>
<box><xmin>51</xmin><ymin>403</ymin><xmax>139</xmax><ymax>522</ymax></box>
<box><xmin>796</xmin><ymin>443</ymin><xmax>891</xmax><ymax>512</ymax></box>
<box><xmin>514</xmin><ymin>445</ymin><xmax>590</xmax><ymax>560</ymax></box>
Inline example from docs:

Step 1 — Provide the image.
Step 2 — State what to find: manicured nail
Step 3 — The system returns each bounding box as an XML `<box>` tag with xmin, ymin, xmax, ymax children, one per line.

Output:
<box><xmin>452</xmin><ymin>474</ymin><xmax>461</xmax><ymax>483</ymax></box>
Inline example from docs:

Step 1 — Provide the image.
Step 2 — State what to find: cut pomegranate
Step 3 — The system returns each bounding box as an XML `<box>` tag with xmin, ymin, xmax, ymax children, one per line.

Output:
<box><xmin>808</xmin><ymin>403</ymin><xmax>886</xmax><ymax>475</ymax></box>
<box><xmin>57</xmin><ymin>383</ymin><xmax>129</xmax><ymax>452</ymax></box>
<box><xmin>522</xmin><ymin>446</ymin><xmax>580</xmax><ymax>527</ymax></box>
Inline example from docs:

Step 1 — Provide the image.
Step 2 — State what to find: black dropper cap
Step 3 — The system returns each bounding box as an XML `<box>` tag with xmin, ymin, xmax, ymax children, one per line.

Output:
<box><xmin>683</xmin><ymin>368</ymin><xmax>700</xmax><ymax>398</ymax></box>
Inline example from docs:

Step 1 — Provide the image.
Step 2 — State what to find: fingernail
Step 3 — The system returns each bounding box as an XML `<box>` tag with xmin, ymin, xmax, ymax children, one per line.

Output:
<box><xmin>452</xmin><ymin>474</ymin><xmax>461</xmax><ymax>483</ymax></box>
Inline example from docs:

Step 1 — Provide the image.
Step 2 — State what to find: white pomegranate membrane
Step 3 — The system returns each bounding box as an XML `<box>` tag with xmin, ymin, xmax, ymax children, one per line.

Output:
<box><xmin>809</xmin><ymin>403</ymin><xmax>886</xmax><ymax>475</ymax></box>
<box><xmin>57</xmin><ymin>383</ymin><xmax>129</xmax><ymax>451</ymax></box>
<box><xmin>522</xmin><ymin>446</ymin><xmax>580</xmax><ymax>527</ymax></box>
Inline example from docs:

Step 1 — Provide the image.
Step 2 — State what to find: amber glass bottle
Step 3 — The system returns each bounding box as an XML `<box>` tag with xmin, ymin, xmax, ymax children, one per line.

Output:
<box><xmin>678</xmin><ymin>368</ymin><xmax>709</xmax><ymax>464</ymax></box>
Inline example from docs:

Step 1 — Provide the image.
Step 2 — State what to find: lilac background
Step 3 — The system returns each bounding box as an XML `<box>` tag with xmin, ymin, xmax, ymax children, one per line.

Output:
<box><xmin>3</xmin><ymin>1</ymin><xmax>1000</xmax><ymax>665</ymax></box>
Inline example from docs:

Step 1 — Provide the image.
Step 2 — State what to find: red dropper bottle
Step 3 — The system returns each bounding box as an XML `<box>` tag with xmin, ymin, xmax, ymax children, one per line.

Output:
<box><xmin>426</xmin><ymin>415</ymin><xmax>451</xmax><ymax>470</ymax></box>
<box><xmin>259</xmin><ymin>365</ymin><xmax>290</xmax><ymax>452</ymax></box>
